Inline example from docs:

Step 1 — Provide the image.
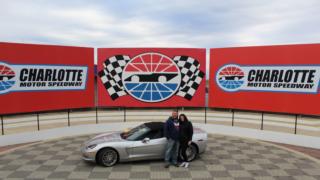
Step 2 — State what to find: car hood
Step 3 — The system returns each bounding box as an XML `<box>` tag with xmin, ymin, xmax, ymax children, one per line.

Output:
<box><xmin>194</xmin><ymin>127</ymin><xmax>206</xmax><ymax>134</ymax></box>
<box><xmin>86</xmin><ymin>132</ymin><xmax>125</xmax><ymax>145</ymax></box>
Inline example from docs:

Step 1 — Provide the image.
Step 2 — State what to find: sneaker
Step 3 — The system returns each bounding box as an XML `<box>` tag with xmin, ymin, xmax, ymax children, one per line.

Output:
<box><xmin>184</xmin><ymin>162</ymin><xmax>189</xmax><ymax>168</ymax></box>
<box><xmin>179</xmin><ymin>162</ymin><xmax>186</xmax><ymax>167</ymax></box>
<box><xmin>173</xmin><ymin>163</ymin><xmax>179</xmax><ymax>167</ymax></box>
<box><xmin>164</xmin><ymin>163</ymin><xmax>170</xmax><ymax>168</ymax></box>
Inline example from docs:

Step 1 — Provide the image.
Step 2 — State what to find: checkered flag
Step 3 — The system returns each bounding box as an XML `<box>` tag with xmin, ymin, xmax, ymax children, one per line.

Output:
<box><xmin>173</xmin><ymin>56</ymin><xmax>205</xmax><ymax>100</ymax></box>
<box><xmin>98</xmin><ymin>55</ymin><xmax>130</xmax><ymax>100</ymax></box>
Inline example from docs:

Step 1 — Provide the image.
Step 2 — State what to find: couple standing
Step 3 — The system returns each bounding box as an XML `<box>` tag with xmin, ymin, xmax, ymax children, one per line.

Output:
<box><xmin>164</xmin><ymin>110</ymin><xmax>193</xmax><ymax>168</ymax></box>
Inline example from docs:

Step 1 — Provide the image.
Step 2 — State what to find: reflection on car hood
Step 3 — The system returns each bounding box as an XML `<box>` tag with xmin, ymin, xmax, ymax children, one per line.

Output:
<box><xmin>194</xmin><ymin>127</ymin><xmax>206</xmax><ymax>134</ymax></box>
<box><xmin>87</xmin><ymin>132</ymin><xmax>125</xmax><ymax>145</ymax></box>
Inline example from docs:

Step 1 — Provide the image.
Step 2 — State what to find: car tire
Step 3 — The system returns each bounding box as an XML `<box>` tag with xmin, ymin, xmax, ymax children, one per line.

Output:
<box><xmin>158</xmin><ymin>75</ymin><xmax>167</xmax><ymax>83</ymax></box>
<box><xmin>131</xmin><ymin>75</ymin><xmax>139</xmax><ymax>83</ymax></box>
<box><xmin>97</xmin><ymin>148</ymin><xmax>118</xmax><ymax>167</ymax></box>
<box><xmin>180</xmin><ymin>144</ymin><xmax>198</xmax><ymax>162</ymax></box>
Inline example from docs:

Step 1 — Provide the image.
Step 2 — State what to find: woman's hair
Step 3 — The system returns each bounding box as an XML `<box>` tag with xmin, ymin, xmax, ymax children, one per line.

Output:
<box><xmin>179</xmin><ymin>114</ymin><xmax>189</xmax><ymax>122</ymax></box>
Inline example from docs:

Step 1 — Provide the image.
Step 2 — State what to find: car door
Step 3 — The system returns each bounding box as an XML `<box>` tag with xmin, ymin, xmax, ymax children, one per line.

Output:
<box><xmin>129</xmin><ymin>130</ymin><xmax>167</xmax><ymax>160</ymax></box>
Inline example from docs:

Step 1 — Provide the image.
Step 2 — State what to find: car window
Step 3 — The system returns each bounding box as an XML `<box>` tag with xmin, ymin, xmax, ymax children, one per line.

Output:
<box><xmin>125</xmin><ymin>126</ymin><xmax>151</xmax><ymax>141</ymax></box>
<box><xmin>143</xmin><ymin>129</ymin><xmax>163</xmax><ymax>140</ymax></box>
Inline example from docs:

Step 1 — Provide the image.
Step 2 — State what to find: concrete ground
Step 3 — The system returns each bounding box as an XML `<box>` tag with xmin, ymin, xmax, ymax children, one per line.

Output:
<box><xmin>268</xmin><ymin>142</ymin><xmax>320</xmax><ymax>160</ymax></box>
<box><xmin>0</xmin><ymin>134</ymin><xmax>319</xmax><ymax>180</ymax></box>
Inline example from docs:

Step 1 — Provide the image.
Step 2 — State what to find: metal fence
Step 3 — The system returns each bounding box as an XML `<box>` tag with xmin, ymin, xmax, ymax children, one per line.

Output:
<box><xmin>1</xmin><ymin>107</ymin><xmax>320</xmax><ymax>137</ymax></box>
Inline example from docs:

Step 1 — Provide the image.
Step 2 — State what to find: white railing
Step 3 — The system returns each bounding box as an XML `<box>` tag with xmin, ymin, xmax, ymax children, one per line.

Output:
<box><xmin>1</xmin><ymin>107</ymin><xmax>320</xmax><ymax>137</ymax></box>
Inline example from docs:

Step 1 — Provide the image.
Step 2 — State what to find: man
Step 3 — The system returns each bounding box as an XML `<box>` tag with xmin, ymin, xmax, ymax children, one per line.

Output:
<box><xmin>163</xmin><ymin>110</ymin><xmax>180</xmax><ymax>168</ymax></box>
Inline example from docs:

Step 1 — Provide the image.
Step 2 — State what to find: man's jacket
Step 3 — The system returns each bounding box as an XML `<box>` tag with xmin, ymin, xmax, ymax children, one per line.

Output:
<box><xmin>164</xmin><ymin>117</ymin><xmax>179</xmax><ymax>140</ymax></box>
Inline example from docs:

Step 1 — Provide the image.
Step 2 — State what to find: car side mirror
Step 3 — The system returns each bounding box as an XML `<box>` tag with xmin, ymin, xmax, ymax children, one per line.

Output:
<box><xmin>142</xmin><ymin>137</ymin><xmax>150</xmax><ymax>143</ymax></box>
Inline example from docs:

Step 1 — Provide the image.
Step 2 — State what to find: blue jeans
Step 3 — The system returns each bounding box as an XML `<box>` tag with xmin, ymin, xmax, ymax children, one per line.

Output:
<box><xmin>164</xmin><ymin>139</ymin><xmax>180</xmax><ymax>164</ymax></box>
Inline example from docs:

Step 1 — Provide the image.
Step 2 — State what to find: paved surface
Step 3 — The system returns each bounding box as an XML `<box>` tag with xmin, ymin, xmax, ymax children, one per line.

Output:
<box><xmin>271</xmin><ymin>142</ymin><xmax>320</xmax><ymax>160</ymax></box>
<box><xmin>0</xmin><ymin>134</ymin><xmax>319</xmax><ymax>180</ymax></box>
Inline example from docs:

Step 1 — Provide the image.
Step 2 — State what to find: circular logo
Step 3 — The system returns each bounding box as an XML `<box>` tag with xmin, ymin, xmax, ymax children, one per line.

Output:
<box><xmin>122</xmin><ymin>53</ymin><xmax>181</xmax><ymax>102</ymax></box>
<box><xmin>0</xmin><ymin>62</ymin><xmax>16</xmax><ymax>94</ymax></box>
<box><xmin>216</xmin><ymin>64</ymin><xmax>245</xmax><ymax>92</ymax></box>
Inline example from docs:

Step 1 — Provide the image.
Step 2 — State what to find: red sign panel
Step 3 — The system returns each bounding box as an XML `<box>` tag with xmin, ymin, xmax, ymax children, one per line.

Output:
<box><xmin>98</xmin><ymin>48</ymin><xmax>206</xmax><ymax>107</ymax></box>
<box><xmin>209</xmin><ymin>44</ymin><xmax>320</xmax><ymax>116</ymax></box>
<box><xmin>0</xmin><ymin>42</ymin><xmax>94</xmax><ymax>115</ymax></box>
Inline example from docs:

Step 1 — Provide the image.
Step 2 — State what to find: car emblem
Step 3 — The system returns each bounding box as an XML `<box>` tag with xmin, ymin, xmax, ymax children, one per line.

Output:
<box><xmin>122</xmin><ymin>53</ymin><xmax>181</xmax><ymax>102</ymax></box>
<box><xmin>99</xmin><ymin>53</ymin><xmax>205</xmax><ymax>102</ymax></box>
<box><xmin>0</xmin><ymin>63</ymin><xmax>16</xmax><ymax>93</ymax></box>
<box><xmin>216</xmin><ymin>64</ymin><xmax>245</xmax><ymax>91</ymax></box>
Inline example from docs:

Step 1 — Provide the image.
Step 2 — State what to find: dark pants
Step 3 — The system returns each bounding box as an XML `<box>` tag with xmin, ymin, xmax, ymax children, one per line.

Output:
<box><xmin>165</xmin><ymin>139</ymin><xmax>180</xmax><ymax>164</ymax></box>
<box><xmin>180</xmin><ymin>140</ymin><xmax>189</xmax><ymax>162</ymax></box>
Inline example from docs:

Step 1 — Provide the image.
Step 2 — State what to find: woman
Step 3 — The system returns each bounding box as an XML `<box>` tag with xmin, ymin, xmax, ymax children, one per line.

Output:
<box><xmin>178</xmin><ymin>114</ymin><xmax>193</xmax><ymax>168</ymax></box>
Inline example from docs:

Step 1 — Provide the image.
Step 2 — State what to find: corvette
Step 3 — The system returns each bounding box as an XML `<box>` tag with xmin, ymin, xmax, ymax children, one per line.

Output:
<box><xmin>81</xmin><ymin>122</ymin><xmax>207</xmax><ymax>167</ymax></box>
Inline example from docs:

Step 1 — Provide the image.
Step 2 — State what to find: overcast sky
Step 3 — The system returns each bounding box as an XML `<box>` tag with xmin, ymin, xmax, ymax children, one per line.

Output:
<box><xmin>1</xmin><ymin>0</ymin><xmax>319</xmax><ymax>68</ymax></box>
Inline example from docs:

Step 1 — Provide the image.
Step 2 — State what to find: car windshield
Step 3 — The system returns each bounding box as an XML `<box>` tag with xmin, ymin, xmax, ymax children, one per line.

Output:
<box><xmin>121</xmin><ymin>124</ymin><xmax>151</xmax><ymax>141</ymax></box>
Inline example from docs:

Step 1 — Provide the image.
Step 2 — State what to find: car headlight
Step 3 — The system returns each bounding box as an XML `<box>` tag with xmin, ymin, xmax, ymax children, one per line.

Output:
<box><xmin>86</xmin><ymin>144</ymin><xmax>97</xmax><ymax>150</ymax></box>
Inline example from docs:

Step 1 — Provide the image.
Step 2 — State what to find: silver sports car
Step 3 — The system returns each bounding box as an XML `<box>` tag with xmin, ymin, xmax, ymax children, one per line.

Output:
<box><xmin>81</xmin><ymin>122</ymin><xmax>207</xmax><ymax>167</ymax></box>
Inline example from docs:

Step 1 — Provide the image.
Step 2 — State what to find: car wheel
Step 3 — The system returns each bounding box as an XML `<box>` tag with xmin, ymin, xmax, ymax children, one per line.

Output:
<box><xmin>180</xmin><ymin>144</ymin><xmax>198</xmax><ymax>162</ymax></box>
<box><xmin>158</xmin><ymin>75</ymin><xmax>167</xmax><ymax>83</ymax></box>
<box><xmin>131</xmin><ymin>75</ymin><xmax>139</xmax><ymax>83</ymax></box>
<box><xmin>97</xmin><ymin>148</ymin><xmax>118</xmax><ymax>167</ymax></box>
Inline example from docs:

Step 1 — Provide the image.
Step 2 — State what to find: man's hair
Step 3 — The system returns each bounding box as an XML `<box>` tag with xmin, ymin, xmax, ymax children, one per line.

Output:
<box><xmin>172</xmin><ymin>109</ymin><xmax>178</xmax><ymax>113</ymax></box>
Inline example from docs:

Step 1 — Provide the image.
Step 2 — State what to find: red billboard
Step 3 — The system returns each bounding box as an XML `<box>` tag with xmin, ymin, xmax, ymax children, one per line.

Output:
<box><xmin>0</xmin><ymin>42</ymin><xmax>94</xmax><ymax>115</ymax></box>
<box><xmin>98</xmin><ymin>48</ymin><xmax>206</xmax><ymax>107</ymax></box>
<box><xmin>209</xmin><ymin>44</ymin><xmax>320</xmax><ymax>116</ymax></box>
